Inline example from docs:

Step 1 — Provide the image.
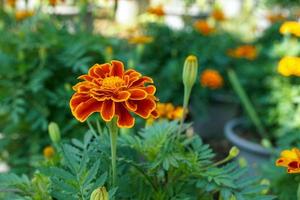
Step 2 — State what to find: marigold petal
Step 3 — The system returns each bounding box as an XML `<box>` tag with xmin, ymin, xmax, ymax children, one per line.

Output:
<box><xmin>130</xmin><ymin>76</ymin><xmax>153</xmax><ymax>87</ymax></box>
<box><xmin>89</xmin><ymin>63</ymin><xmax>111</xmax><ymax>78</ymax></box>
<box><xmin>101</xmin><ymin>100</ymin><xmax>115</xmax><ymax>122</ymax></box>
<box><xmin>78</xmin><ymin>75</ymin><xmax>93</xmax><ymax>82</ymax></box>
<box><xmin>125</xmin><ymin>100</ymin><xmax>137</xmax><ymax>111</ymax></box>
<box><xmin>112</xmin><ymin>91</ymin><xmax>131</xmax><ymax>102</ymax></box>
<box><xmin>115</xmin><ymin>103</ymin><xmax>135</xmax><ymax>128</ymax></box>
<box><xmin>70</xmin><ymin>93</ymin><xmax>91</xmax><ymax>111</ymax></box>
<box><xmin>129</xmin><ymin>88</ymin><xmax>148</xmax><ymax>100</ymax></box>
<box><xmin>150</xmin><ymin>109</ymin><xmax>159</xmax><ymax>119</ymax></box>
<box><xmin>110</xmin><ymin>60</ymin><xmax>125</xmax><ymax>78</ymax></box>
<box><xmin>134</xmin><ymin>98</ymin><xmax>156</xmax><ymax>118</ymax></box>
<box><xmin>144</xmin><ymin>85</ymin><xmax>156</xmax><ymax>95</ymax></box>
<box><xmin>73</xmin><ymin>98</ymin><xmax>102</xmax><ymax>122</ymax></box>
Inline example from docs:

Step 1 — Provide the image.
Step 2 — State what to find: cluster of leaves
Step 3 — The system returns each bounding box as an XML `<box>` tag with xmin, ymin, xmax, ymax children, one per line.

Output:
<box><xmin>0</xmin><ymin>12</ymin><xmax>117</xmax><ymax>172</ymax></box>
<box><xmin>0</xmin><ymin>121</ymin><xmax>275</xmax><ymax>200</ymax></box>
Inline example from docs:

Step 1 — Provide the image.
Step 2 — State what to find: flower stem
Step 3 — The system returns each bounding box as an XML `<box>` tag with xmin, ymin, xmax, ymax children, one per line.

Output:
<box><xmin>297</xmin><ymin>182</ymin><xmax>300</xmax><ymax>200</ymax></box>
<box><xmin>107</xmin><ymin>118</ymin><xmax>118</xmax><ymax>188</ymax></box>
<box><xmin>178</xmin><ymin>86</ymin><xmax>191</xmax><ymax>136</ymax></box>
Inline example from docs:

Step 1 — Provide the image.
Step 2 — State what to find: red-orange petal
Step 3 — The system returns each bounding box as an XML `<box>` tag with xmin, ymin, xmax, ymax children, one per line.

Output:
<box><xmin>129</xmin><ymin>88</ymin><xmax>148</xmax><ymax>100</ymax></box>
<box><xmin>70</xmin><ymin>93</ymin><xmax>91</xmax><ymax>111</ymax></box>
<box><xmin>144</xmin><ymin>85</ymin><xmax>156</xmax><ymax>95</ymax></box>
<box><xmin>94</xmin><ymin>63</ymin><xmax>111</xmax><ymax>78</ymax></box>
<box><xmin>111</xmin><ymin>60</ymin><xmax>124</xmax><ymax>78</ymax></box>
<box><xmin>115</xmin><ymin>103</ymin><xmax>135</xmax><ymax>128</ymax></box>
<box><xmin>125</xmin><ymin>100</ymin><xmax>137</xmax><ymax>111</ymax></box>
<box><xmin>150</xmin><ymin>109</ymin><xmax>159</xmax><ymax>119</ymax></box>
<box><xmin>73</xmin><ymin>98</ymin><xmax>102</xmax><ymax>122</ymax></box>
<box><xmin>78</xmin><ymin>75</ymin><xmax>93</xmax><ymax>82</ymax></box>
<box><xmin>130</xmin><ymin>76</ymin><xmax>153</xmax><ymax>87</ymax></box>
<box><xmin>112</xmin><ymin>91</ymin><xmax>131</xmax><ymax>102</ymax></box>
<box><xmin>134</xmin><ymin>98</ymin><xmax>156</xmax><ymax>118</ymax></box>
<box><xmin>101</xmin><ymin>100</ymin><xmax>115</xmax><ymax>121</ymax></box>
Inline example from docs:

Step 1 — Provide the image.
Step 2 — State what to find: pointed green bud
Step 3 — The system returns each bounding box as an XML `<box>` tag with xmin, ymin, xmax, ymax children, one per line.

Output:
<box><xmin>182</xmin><ymin>55</ymin><xmax>198</xmax><ymax>89</ymax></box>
<box><xmin>228</xmin><ymin>146</ymin><xmax>239</xmax><ymax>159</ymax></box>
<box><xmin>48</xmin><ymin>122</ymin><xmax>61</xmax><ymax>143</ymax></box>
<box><xmin>90</xmin><ymin>187</ymin><xmax>109</xmax><ymax>200</ymax></box>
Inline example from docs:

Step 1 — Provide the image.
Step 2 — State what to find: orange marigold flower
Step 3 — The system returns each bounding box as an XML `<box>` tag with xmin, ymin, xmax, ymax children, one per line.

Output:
<box><xmin>276</xmin><ymin>148</ymin><xmax>300</xmax><ymax>173</ymax></box>
<box><xmin>49</xmin><ymin>0</ymin><xmax>57</xmax><ymax>6</ymax></box>
<box><xmin>194</xmin><ymin>20</ymin><xmax>215</xmax><ymax>35</ymax></box>
<box><xmin>15</xmin><ymin>10</ymin><xmax>34</xmax><ymax>21</ymax></box>
<box><xmin>280</xmin><ymin>21</ymin><xmax>300</xmax><ymax>37</ymax></box>
<box><xmin>43</xmin><ymin>146</ymin><xmax>55</xmax><ymax>159</ymax></box>
<box><xmin>147</xmin><ymin>5</ymin><xmax>165</xmax><ymax>17</ymax></box>
<box><xmin>212</xmin><ymin>9</ymin><xmax>226</xmax><ymax>21</ymax></box>
<box><xmin>200</xmin><ymin>69</ymin><xmax>223</xmax><ymax>89</ymax></box>
<box><xmin>7</xmin><ymin>0</ymin><xmax>16</xmax><ymax>7</ymax></box>
<box><xmin>266</xmin><ymin>13</ymin><xmax>285</xmax><ymax>23</ymax></box>
<box><xmin>277</xmin><ymin>56</ymin><xmax>300</xmax><ymax>77</ymax></box>
<box><xmin>227</xmin><ymin>45</ymin><xmax>257</xmax><ymax>60</ymax></box>
<box><xmin>156</xmin><ymin>103</ymin><xmax>184</xmax><ymax>120</ymax></box>
<box><xmin>128</xmin><ymin>36</ymin><xmax>153</xmax><ymax>45</ymax></box>
<box><xmin>70</xmin><ymin>60</ymin><xmax>158</xmax><ymax>128</ymax></box>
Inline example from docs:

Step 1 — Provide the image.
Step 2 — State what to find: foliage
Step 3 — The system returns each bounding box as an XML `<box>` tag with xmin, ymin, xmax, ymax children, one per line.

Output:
<box><xmin>0</xmin><ymin>121</ymin><xmax>275</xmax><ymax>200</ymax></box>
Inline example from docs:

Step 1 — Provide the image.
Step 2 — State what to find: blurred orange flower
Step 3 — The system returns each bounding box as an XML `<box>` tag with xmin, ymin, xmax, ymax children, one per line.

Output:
<box><xmin>147</xmin><ymin>5</ymin><xmax>165</xmax><ymax>17</ymax></box>
<box><xmin>227</xmin><ymin>45</ymin><xmax>257</xmax><ymax>60</ymax></box>
<box><xmin>7</xmin><ymin>0</ymin><xmax>16</xmax><ymax>7</ymax></box>
<box><xmin>280</xmin><ymin>21</ymin><xmax>300</xmax><ymax>37</ymax></box>
<box><xmin>276</xmin><ymin>148</ymin><xmax>300</xmax><ymax>173</ymax></box>
<box><xmin>212</xmin><ymin>9</ymin><xmax>226</xmax><ymax>21</ymax></box>
<box><xmin>43</xmin><ymin>146</ymin><xmax>55</xmax><ymax>159</ymax></box>
<box><xmin>266</xmin><ymin>13</ymin><xmax>285</xmax><ymax>23</ymax></box>
<box><xmin>200</xmin><ymin>69</ymin><xmax>223</xmax><ymax>89</ymax></box>
<box><xmin>194</xmin><ymin>20</ymin><xmax>215</xmax><ymax>35</ymax></box>
<box><xmin>277</xmin><ymin>56</ymin><xmax>300</xmax><ymax>77</ymax></box>
<box><xmin>156</xmin><ymin>103</ymin><xmax>184</xmax><ymax>120</ymax></box>
<box><xmin>70</xmin><ymin>60</ymin><xmax>158</xmax><ymax>128</ymax></box>
<box><xmin>49</xmin><ymin>0</ymin><xmax>57</xmax><ymax>6</ymax></box>
<box><xmin>129</xmin><ymin>36</ymin><xmax>154</xmax><ymax>45</ymax></box>
<box><xmin>15</xmin><ymin>10</ymin><xmax>34</xmax><ymax>21</ymax></box>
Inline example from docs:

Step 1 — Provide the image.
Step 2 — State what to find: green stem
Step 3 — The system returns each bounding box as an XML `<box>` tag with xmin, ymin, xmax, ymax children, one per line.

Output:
<box><xmin>107</xmin><ymin>118</ymin><xmax>118</xmax><ymax>188</ymax></box>
<box><xmin>297</xmin><ymin>183</ymin><xmax>300</xmax><ymax>200</ymax></box>
<box><xmin>227</xmin><ymin>69</ymin><xmax>269</xmax><ymax>140</ymax></box>
<box><xmin>178</xmin><ymin>86</ymin><xmax>191</xmax><ymax>135</ymax></box>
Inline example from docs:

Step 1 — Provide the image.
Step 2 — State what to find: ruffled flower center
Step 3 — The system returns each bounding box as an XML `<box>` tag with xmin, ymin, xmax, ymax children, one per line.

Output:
<box><xmin>101</xmin><ymin>76</ymin><xmax>125</xmax><ymax>90</ymax></box>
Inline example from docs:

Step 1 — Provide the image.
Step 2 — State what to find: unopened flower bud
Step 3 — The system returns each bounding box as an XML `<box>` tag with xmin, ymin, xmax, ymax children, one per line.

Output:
<box><xmin>48</xmin><ymin>122</ymin><xmax>61</xmax><ymax>143</ymax></box>
<box><xmin>182</xmin><ymin>55</ymin><xmax>198</xmax><ymax>89</ymax></box>
<box><xmin>229</xmin><ymin>146</ymin><xmax>239</xmax><ymax>159</ymax></box>
<box><xmin>90</xmin><ymin>187</ymin><xmax>109</xmax><ymax>200</ymax></box>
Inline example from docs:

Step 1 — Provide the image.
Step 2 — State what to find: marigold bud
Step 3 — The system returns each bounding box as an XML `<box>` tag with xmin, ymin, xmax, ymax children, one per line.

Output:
<box><xmin>229</xmin><ymin>146</ymin><xmax>239</xmax><ymax>159</ymax></box>
<box><xmin>182</xmin><ymin>55</ymin><xmax>198</xmax><ymax>89</ymax></box>
<box><xmin>90</xmin><ymin>187</ymin><xmax>109</xmax><ymax>200</ymax></box>
<box><xmin>48</xmin><ymin>122</ymin><xmax>61</xmax><ymax>143</ymax></box>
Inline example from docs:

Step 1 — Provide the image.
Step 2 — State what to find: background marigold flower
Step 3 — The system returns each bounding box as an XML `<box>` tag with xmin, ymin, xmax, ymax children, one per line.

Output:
<box><xmin>266</xmin><ymin>13</ymin><xmax>285</xmax><ymax>23</ymax></box>
<box><xmin>43</xmin><ymin>146</ymin><xmax>55</xmax><ymax>159</ymax></box>
<box><xmin>156</xmin><ymin>103</ymin><xmax>184</xmax><ymax>120</ymax></box>
<box><xmin>277</xmin><ymin>56</ymin><xmax>300</xmax><ymax>77</ymax></box>
<box><xmin>129</xmin><ymin>36</ymin><xmax>154</xmax><ymax>45</ymax></box>
<box><xmin>147</xmin><ymin>5</ymin><xmax>165</xmax><ymax>17</ymax></box>
<box><xmin>70</xmin><ymin>60</ymin><xmax>158</xmax><ymax>128</ymax></box>
<box><xmin>227</xmin><ymin>45</ymin><xmax>257</xmax><ymax>60</ymax></box>
<box><xmin>7</xmin><ymin>0</ymin><xmax>16</xmax><ymax>7</ymax></box>
<box><xmin>200</xmin><ymin>69</ymin><xmax>223</xmax><ymax>89</ymax></box>
<box><xmin>212</xmin><ymin>9</ymin><xmax>226</xmax><ymax>21</ymax></box>
<box><xmin>276</xmin><ymin>148</ymin><xmax>300</xmax><ymax>173</ymax></box>
<box><xmin>280</xmin><ymin>21</ymin><xmax>300</xmax><ymax>37</ymax></box>
<box><xmin>194</xmin><ymin>20</ymin><xmax>215</xmax><ymax>35</ymax></box>
<box><xmin>15</xmin><ymin>10</ymin><xmax>34</xmax><ymax>21</ymax></box>
<box><xmin>49</xmin><ymin>0</ymin><xmax>57</xmax><ymax>6</ymax></box>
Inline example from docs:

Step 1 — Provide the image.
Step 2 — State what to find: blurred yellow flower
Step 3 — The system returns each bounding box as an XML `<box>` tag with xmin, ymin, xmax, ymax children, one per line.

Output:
<box><xmin>129</xmin><ymin>36</ymin><xmax>154</xmax><ymax>45</ymax></box>
<box><xmin>212</xmin><ymin>9</ymin><xmax>226</xmax><ymax>21</ymax></box>
<box><xmin>277</xmin><ymin>56</ymin><xmax>300</xmax><ymax>77</ymax></box>
<box><xmin>200</xmin><ymin>69</ymin><xmax>223</xmax><ymax>89</ymax></box>
<box><xmin>147</xmin><ymin>5</ymin><xmax>165</xmax><ymax>17</ymax></box>
<box><xmin>227</xmin><ymin>45</ymin><xmax>257</xmax><ymax>60</ymax></box>
<box><xmin>194</xmin><ymin>20</ymin><xmax>215</xmax><ymax>35</ymax></box>
<box><xmin>280</xmin><ymin>21</ymin><xmax>300</xmax><ymax>37</ymax></box>
<box><xmin>157</xmin><ymin>103</ymin><xmax>184</xmax><ymax>120</ymax></box>
<box><xmin>276</xmin><ymin>148</ymin><xmax>300</xmax><ymax>173</ymax></box>
<box><xmin>15</xmin><ymin>10</ymin><xmax>34</xmax><ymax>21</ymax></box>
<box><xmin>43</xmin><ymin>146</ymin><xmax>55</xmax><ymax>159</ymax></box>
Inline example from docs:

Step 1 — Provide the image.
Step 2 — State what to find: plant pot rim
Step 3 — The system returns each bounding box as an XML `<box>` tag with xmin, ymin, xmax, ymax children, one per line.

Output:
<box><xmin>224</xmin><ymin>118</ymin><xmax>272</xmax><ymax>156</ymax></box>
